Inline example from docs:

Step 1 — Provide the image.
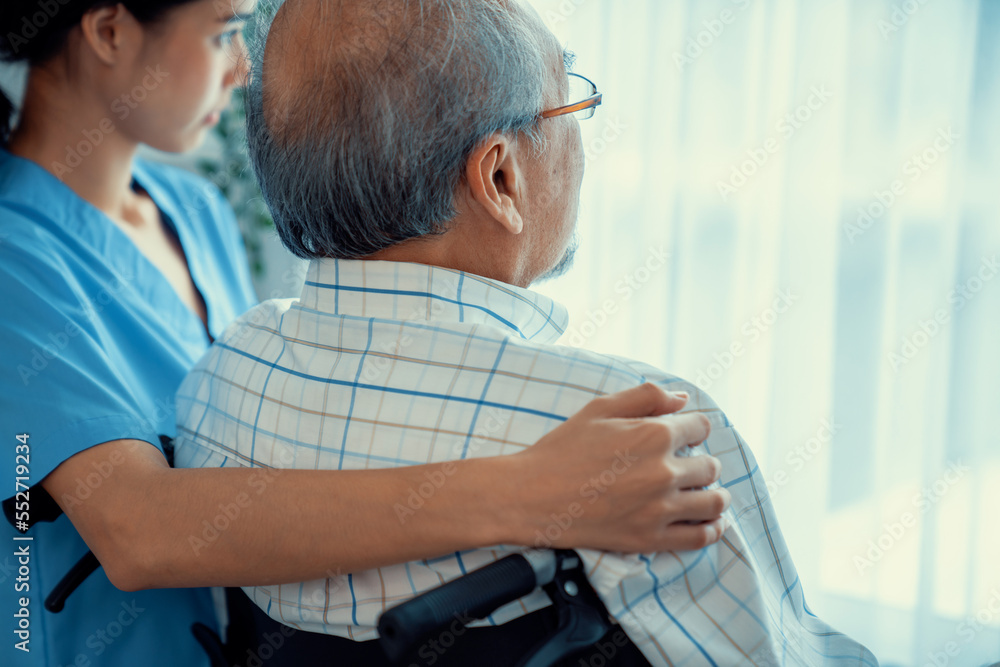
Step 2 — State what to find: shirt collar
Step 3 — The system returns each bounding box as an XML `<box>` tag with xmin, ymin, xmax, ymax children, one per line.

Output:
<box><xmin>299</xmin><ymin>259</ymin><xmax>569</xmax><ymax>344</ymax></box>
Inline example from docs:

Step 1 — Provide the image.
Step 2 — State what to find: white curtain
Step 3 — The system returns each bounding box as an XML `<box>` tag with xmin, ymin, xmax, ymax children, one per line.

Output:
<box><xmin>526</xmin><ymin>0</ymin><xmax>1000</xmax><ymax>664</ymax></box>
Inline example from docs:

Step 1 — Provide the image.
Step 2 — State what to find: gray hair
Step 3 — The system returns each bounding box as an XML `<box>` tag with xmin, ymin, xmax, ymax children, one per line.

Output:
<box><xmin>245</xmin><ymin>0</ymin><xmax>549</xmax><ymax>259</ymax></box>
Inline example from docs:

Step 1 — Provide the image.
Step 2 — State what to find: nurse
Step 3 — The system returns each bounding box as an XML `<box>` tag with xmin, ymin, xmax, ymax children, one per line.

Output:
<box><xmin>0</xmin><ymin>0</ymin><xmax>721</xmax><ymax>664</ymax></box>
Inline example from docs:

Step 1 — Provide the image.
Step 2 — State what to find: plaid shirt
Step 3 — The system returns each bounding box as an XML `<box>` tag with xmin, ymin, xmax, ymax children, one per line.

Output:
<box><xmin>175</xmin><ymin>259</ymin><xmax>877</xmax><ymax>666</ymax></box>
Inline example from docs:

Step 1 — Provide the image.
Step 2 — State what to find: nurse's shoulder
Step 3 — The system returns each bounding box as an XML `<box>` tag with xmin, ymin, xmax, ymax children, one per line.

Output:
<box><xmin>0</xmin><ymin>196</ymin><xmax>96</xmax><ymax>302</ymax></box>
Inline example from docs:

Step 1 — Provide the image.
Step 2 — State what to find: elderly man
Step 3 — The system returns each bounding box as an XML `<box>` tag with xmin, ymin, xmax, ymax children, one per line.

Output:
<box><xmin>175</xmin><ymin>0</ymin><xmax>877</xmax><ymax>664</ymax></box>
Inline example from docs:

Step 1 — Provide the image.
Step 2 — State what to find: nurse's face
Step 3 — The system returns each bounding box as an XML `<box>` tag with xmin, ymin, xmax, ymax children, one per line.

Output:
<box><xmin>115</xmin><ymin>0</ymin><xmax>256</xmax><ymax>153</ymax></box>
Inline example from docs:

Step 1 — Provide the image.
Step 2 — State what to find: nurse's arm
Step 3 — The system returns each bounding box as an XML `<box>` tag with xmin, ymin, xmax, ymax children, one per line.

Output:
<box><xmin>40</xmin><ymin>383</ymin><xmax>725</xmax><ymax>592</ymax></box>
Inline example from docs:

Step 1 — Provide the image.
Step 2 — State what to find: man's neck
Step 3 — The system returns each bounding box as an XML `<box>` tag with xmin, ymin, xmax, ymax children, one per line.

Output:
<box><xmin>364</xmin><ymin>231</ymin><xmax>531</xmax><ymax>288</ymax></box>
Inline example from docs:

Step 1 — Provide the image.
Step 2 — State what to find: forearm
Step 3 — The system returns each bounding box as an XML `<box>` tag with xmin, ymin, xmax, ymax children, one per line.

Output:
<box><xmin>146</xmin><ymin>460</ymin><xmax>519</xmax><ymax>589</ymax></box>
<box><xmin>45</xmin><ymin>384</ymin><xmax>728</xmax><ymax>592</ymax></box>
<box><xmin>46</xmin><ymin>442</ymin><xmax>521</xmax><ymax>591</ymax></box>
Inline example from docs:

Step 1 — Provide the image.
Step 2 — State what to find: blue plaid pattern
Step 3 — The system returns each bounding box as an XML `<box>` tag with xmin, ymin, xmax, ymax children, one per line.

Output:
<box><xmin>175</xmin><ymin>259</ymin><xmax>877</xmax><ymax>666</ymax></box>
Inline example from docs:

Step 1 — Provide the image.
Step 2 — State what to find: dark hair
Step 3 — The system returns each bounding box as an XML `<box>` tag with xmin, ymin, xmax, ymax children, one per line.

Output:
<box><xmin>0</xmin><ymin>0</ymin><xmax>199</xmax><ymax>144</ymax></box>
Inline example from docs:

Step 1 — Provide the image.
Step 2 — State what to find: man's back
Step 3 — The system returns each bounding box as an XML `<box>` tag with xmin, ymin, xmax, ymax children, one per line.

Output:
<box><xmin>176</xmin><ymin>258</ymin><xmax>876</xmax><ymax>666</ymax></box>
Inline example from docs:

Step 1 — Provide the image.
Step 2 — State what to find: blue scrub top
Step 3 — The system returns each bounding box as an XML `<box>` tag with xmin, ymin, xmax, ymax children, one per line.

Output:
<box><xmin>0</xmin><ymin>148</ymin><xmax>257</xmax><ymax>666</ymax></box>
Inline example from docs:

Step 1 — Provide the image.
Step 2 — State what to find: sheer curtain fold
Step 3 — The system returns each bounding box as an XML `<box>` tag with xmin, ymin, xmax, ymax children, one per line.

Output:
<box><xmin>530</xmin><ymin>1</ymin><xmax>999</xmax><ymax>664</ymax></box>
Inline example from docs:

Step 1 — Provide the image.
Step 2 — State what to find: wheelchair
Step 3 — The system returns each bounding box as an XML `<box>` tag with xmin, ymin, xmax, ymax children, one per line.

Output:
<box><xmin>4</xmin><ymin>436</ymin><xmax>651</xmax><ymax>666</ymax></box>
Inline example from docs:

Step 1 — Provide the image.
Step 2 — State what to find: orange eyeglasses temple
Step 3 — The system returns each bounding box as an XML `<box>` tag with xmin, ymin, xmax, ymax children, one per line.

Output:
<box><xmin>540</xmin><ymin>92</ymin><xmax>604</xmax><ymax>119</ymax></box>
<box><xmin>540</xmin><ymin>73</ymin><xmax>603</xmax><ymax>119</ymax></box>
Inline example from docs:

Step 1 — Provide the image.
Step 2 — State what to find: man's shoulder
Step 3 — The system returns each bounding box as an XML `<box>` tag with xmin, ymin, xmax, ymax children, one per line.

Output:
<box><xmin>215</xmin><ymin>297</ymin><xmax>297</xmax><ymax>349</ymax></box>
<box><xmin>174</xmin><ymin>298</ymin><xmax>299</xmax><ymax>460</ymax></box>
<box><xmin>517</xmin><ymin>339</ymin><xmax>726</xmax><ymax>421</ymax></box>
<box><xmin>178</xmin><ymin>299</ymin><xmax>296</xmax><ymax>390</ymax></box>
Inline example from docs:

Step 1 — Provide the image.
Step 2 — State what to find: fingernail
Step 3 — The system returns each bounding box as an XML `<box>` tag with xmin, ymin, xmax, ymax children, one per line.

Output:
<box><xmin>673</xmin><ymin>391</ymin><xmax>689</xmax><ymax>400</ymax></box>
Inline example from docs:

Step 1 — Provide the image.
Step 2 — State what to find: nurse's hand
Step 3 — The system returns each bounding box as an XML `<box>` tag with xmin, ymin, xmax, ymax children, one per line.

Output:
<box><xmin>501</xmin><ymin>383</ymin><xmax>729</xmax><ymax>554</ymax></box>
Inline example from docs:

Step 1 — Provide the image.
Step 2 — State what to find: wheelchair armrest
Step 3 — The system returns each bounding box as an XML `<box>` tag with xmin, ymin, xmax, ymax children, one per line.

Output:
<box><xmin>378</xmin><ymin>552</ymin><xmax>552</xmax><ymax>662</ymax></box>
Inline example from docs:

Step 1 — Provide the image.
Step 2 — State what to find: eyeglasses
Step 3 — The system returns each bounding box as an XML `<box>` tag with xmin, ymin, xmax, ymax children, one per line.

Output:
<box><xmin>540</xmin><ymin>73</ymin><xmax>603</xmax><ymax>121</ymax></box>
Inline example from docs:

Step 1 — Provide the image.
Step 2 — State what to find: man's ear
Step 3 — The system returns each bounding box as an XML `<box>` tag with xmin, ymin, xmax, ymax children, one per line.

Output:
<box><xmin>79</xmin><ymin>4</ymin><xmax>140</xmax><ymax>66</ymax></box>
<box><xmin>465</xmin><ymin>134</ymin><xmax>525</xmax><ymax>235</ymax></box>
